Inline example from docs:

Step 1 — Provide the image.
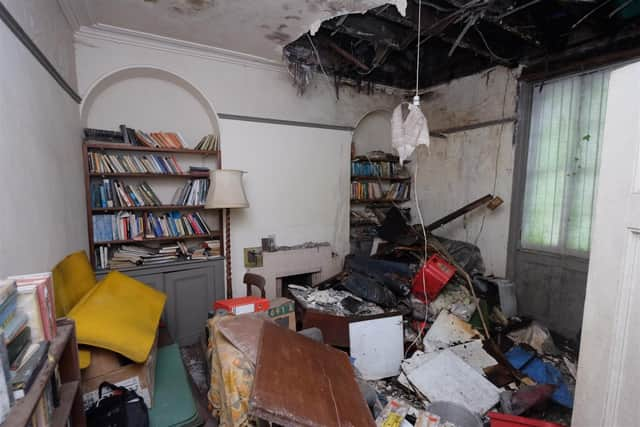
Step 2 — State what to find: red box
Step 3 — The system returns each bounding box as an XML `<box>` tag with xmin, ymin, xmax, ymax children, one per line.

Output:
<box><xmin>214</xmin><ymin>296</ymin><xmax>270</xmax><ymax>315</ymax></box>
<box><xmin>412</xmin><ymin>254</ymin><xmax>456</xmax><ymax>302</ymax></box>
<box><xmin>488</xmin><ymin>412</ymin><xmax>565</xmax><ymax>427</ymax></box>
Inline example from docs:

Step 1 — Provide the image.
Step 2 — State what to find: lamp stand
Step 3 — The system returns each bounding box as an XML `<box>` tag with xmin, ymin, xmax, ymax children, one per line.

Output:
<box><xmin>225</xmin><ymin>208</ymin><xmax>233</xmax><ymax>298</ymax></box>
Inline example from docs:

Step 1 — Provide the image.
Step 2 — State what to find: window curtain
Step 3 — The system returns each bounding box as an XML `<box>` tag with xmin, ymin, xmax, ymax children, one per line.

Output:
<box><xmin>521</xmin><ymin>70</ymin><xmax>610</xmax><ymax>256</ymax></box>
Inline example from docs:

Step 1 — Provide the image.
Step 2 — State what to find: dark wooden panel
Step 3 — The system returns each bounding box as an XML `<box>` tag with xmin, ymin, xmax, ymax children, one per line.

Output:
<box><xmin>250</xmin><ymin>322</ymin><xmax>375</xmax><ymax>427</ymax></box>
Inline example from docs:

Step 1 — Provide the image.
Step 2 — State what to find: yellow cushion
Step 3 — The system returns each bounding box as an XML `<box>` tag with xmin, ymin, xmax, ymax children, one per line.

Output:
<box><xmin>68</xmin><ymin>271</ymin><xmax>166</xmax><ymax>363</ymax></box>
<box><xmin>52</xmin><ymin>251</ymin><xmax>97</xmax><ymax>317</ymax></box>
<box><xmin>78</xmin><ymin>349</ymin><xmax>92</xmax><ymax>369</ymax></box>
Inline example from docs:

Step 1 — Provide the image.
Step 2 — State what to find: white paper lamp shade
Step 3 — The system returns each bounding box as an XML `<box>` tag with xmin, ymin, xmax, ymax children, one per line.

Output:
<box><xmin>205</xmin><ymin>169</ymin><xmax>249</xmax><ymax>209</ymax></box>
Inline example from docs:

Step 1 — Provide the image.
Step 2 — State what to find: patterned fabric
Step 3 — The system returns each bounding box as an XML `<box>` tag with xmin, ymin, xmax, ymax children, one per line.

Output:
<box><xmin>207</xmin><ymin>316</ymin><xmax>256</xmax><ymax>427</ymax></box>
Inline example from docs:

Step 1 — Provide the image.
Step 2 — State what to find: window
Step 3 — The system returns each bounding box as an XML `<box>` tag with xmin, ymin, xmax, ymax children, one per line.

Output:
<box><xmin>521</xmin><ymin>70</ymin><xmax>610</xmax><ymax>256</ymax></box>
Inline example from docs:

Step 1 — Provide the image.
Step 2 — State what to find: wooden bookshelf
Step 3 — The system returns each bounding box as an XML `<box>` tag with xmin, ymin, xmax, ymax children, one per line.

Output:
<box><xmin>92</xmin><ymin>205</ymin><xmax>205</xmax><ymax>213</ymax></box>
<box><xmin>85</xmin><ymin>141</ymin><xmax>218</xmax><ymax>156</ymax></box>
<box><xmin>350</xmin><ymin>154</ymin><xmax>412</xmax><ymax>252</ymax></box>
<box><xmin>83</xmin><ymin>140</ymin><xmax>224</xmax><ymax>269</ymax></box>
<box><xmin>4</xmin><ymin>320</ymin><xmax>85</xmax><ymax>427</ymax></box>
<box><xmin>94</xmin><ymin>232</ymin><xmax>222</xmax><ymax>246</ymax></box>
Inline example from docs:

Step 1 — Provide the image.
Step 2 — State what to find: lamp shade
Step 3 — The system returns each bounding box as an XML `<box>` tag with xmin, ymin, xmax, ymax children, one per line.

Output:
<box><xmin>205</xmin><ymin>169</ymin><xmax>249</xmax><ymax>209</ymax></box>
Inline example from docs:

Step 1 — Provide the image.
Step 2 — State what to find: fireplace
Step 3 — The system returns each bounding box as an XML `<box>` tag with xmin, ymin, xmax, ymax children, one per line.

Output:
<box><xmin>245</xmin><ymin>244</ymin><xmax>341</xmax><ymax>298</ymax></box>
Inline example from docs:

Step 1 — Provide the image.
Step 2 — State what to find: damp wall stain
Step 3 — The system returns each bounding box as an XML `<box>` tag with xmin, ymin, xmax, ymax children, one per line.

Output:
<box><xmin>169</xmin><ymin>0</ymin><xmax>215</xmax><ymax>15</ymax></box>
<box><xmin>265</xmin><ymin>31</ymin><xmax>292</xmax><ymax>43</ymax></box>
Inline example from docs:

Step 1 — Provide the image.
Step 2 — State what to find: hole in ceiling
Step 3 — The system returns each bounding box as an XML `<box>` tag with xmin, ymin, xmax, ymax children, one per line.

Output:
<box><xmin>282</xmin><ymin>0</ymin><xmax>640</xmax><ymax>94</ymax></box>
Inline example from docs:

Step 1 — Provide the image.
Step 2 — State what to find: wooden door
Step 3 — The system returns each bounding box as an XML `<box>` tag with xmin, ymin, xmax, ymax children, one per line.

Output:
<box><xmin>573</xmin><ymin>61</ymin><xmax>640</xmax><ymax>426</ymax></box>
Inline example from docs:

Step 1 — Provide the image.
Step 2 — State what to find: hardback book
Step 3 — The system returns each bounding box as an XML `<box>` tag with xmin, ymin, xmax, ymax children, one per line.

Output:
<box><xmin>2</xmin><ymin>312</ymin><xmax>28</xmax><ymax>345</ymax></box>
<box><xmin>7</xmin><ymin>326</ymin><xmax>30</xmax><ymax>365</ymax></box>
<box><xmin>16</xmin><ymin>287</ymin><xmax>45</xmax><ymax>343</ymax></box>
<box><xmin>0</xmin><ymin>280</ymin><xmax>17</xmax><ymax>307</ymax></box>
<box><xmin>0</xmin><ymin>292</ymin><xmax>17</xmax><ymax>330</ymax></box>
<box><xmin>9</xmin><ymin>273</ymin><xmax>56</xmax><ymax>341</ymax></box>
<box><xmin>11</xmin><ymin>341</ymin><xmax>49</xmax><ymax>400</ymax></box>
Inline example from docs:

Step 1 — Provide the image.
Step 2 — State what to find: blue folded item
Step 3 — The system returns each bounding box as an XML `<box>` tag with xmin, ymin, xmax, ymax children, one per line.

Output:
<box><xmin>506</xmin><ymin>345</ymin><xmax>574</xmax><ymax>408</ymax></box>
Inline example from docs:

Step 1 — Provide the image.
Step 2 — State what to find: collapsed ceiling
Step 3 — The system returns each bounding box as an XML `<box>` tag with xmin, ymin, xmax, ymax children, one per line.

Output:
<box><xmin>284</xmin><ymin>0</ymin><xmax>640</xmax><ymax>91</ymax></box>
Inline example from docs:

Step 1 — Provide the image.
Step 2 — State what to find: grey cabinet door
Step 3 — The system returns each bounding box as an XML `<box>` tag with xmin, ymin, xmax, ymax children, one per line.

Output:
<box><xmin>164</xmin><ymin>267</ymin><xmax>215</xmax><ymax>345</ymax></box>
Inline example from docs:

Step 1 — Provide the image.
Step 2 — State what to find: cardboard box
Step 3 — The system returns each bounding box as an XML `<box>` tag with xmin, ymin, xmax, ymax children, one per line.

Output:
<box><xmin>262</xmin><ymin>297</ymin><xmax>296</xmax><ymax>330</ymax></box>
<box><xmin>80</xmin><ymin>338</ymin><xmax>157</xmax><ymax>410</ymax></box>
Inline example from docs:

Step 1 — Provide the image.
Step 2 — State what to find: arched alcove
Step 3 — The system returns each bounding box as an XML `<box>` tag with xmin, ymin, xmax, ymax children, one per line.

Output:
<box><xmin>79</xmin><ymin>66</ymin><xmax>223</xmax><ymax>237</ymax></box>
<box><xmin>80</xmin><ymin>66</ymin><xmax>220</xmax><ymax>146</ymax></box>
<box><xmin>352</xmin><ymin>109</ymin><xmax>392</xmax><ymax>155</ymax></box>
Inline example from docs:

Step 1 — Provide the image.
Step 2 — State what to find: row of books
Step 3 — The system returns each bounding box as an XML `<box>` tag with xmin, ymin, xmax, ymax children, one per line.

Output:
<box><xmin>92</xmin><ymin>211</ymin><xmax>213</xmax><ymax>243</ymax></box>
<box><xmin>93</xmin><ymin>213</ymin><xmax>144</xmax><ymax>242</ymax></box>
<box><xmin>84</xmin><ymin>125</ymin><xmax>219</xmax><ymax>152</ymax></box>
<box><xmin>194</xmin><ymin>134</ymin><xmax>219</xmax><ymax>151</ymax></box>
<box><xmin>386</xmin><ymin>183</ymin><xmax>410</xmax><ymax>200</ymax></box>
<box><xmin>88</xmin><ymin>152</ymin><xmax>184</xmax><ymax>175</ymax></box>
<box><xmin>0</xmin><ymin>274</ymin><xmax>58</xmax><ymax>422</ymax></box>
<box><xmin>147</xmin><ymin>212</ymin><xmax>212</xmax><ymax>238</ymax></box>
<box><xmin>95</xmin><ymin>240</ymin><xmax>222</xmax><ymax>269</ymax></box>
<box><xmin>91</xmin><ymin>179</ymin><xmax>161</xmax><ymax>209</ymax></box>
<box><xmin>170</xmin><ymin>179</ymin><xmax>209</xmax><ymax>206</ymax></box>
<box><xmin>351</xmin><ymin>182</ymin><xmax>384</xmax><ymax>200</ymax></box>
<box><xmin>351</xmin><ymin>182</ymin><xmax>410</xmax><ymax>201</ymax></box>
<box><xmin>351</xmin><ymin>161</ymin><xmax>403</xmax><ymax>178</ymax></box>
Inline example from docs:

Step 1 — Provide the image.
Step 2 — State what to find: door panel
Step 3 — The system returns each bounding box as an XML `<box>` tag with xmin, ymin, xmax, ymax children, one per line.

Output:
<box><xmin>164</xmin><ymin>267</ymin><xmax>215</xmax><ymax>346</ymax></box>
<box><xmin>573</xmin><ymin>61</ymin><xmax>640</xmax><ymax>426</ymax></box>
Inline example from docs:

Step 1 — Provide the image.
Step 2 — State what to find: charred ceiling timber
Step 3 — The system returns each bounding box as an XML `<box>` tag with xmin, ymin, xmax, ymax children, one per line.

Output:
<box><xmin>284</xmin><ymin>0</ymin><xmax>640</xmax><ymax>90</ymax></box>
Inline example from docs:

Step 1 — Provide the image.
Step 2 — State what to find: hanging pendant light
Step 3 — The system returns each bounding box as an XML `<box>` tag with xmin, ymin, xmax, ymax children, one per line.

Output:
<box><xmin>391</xmin><ymin>0</ymin><xmax>430</xmax><ymax>165</ymax></box>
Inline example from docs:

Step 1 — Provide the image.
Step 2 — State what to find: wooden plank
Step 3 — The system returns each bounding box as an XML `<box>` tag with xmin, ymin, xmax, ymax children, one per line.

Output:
<box><xmin>85</xmin><ymin>142</ymin><xmax>218</xmax><ymax>156</ymax></box>
<box><xmin>249</xmin><ymin>322</ymin><xmax>375</xmax><ymax>426</ymax></box>
<box><xmin>89</xmin><ymin>172</ymin><xmax>207</xmax><ymax>178</ymax></box>
<box><xmin>92</xmin><ymin>205</ymin><xmax>205</xmax><ymax>213</ymax></box>
<box><xmin>93</xmin><ymin>232</ymin><xmax>221</xmax><ymax>246</ymax></box>
<box><xmin>51</xmin><ymin>381</ymin><xmax>80</xmax><ymax>427</ymax></box>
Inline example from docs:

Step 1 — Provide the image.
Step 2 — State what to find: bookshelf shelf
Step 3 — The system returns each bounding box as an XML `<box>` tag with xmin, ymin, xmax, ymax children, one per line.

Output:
<box><xmin>351</xmin><ymin>176</ymin><xmax>411</xmax><ymax>182</ymax></box>
<box><xmin>92</xmin><ymin>205</ymin><xmax>205</xmax><ymax>213</ymax></box>
<box><xmin>94</xmin><ymin>232</ymin><xmax>221</xmax><ymax>246</ymax></box>
<box><xmin>351</xmin><ymin>199</ymin><xmax>410</xmax><ymax>204</ymax></box>
<box><xmin>351</xmin><ymin>156</ymin><xmax>410</xmax><ymax>164</ymax></box>
<box><xmin>4</xmin><ymin>321</ymin><xmax>84</xmax><ymax>427</ymax></box>
<box><xmin>89</xmin><ymin>172</ymin><xmax>208</xmax><ymax>178</ymax></box>
<box><xmin>85</xmin><ymin>142</ymin><xmax>218</xmax><ymax>156</ymax></box>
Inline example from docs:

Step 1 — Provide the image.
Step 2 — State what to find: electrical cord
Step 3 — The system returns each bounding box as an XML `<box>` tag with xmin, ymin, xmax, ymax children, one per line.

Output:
<box><xmin>306</xmin><ymin>33</ymin><xmax>337</xmax><ymax>100</ymax></box>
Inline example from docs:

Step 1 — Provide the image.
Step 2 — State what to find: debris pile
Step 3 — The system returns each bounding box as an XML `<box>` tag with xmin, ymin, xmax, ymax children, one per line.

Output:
<box><xmin>287</xmin><ymin>205</ymin><xmax>577</xmax><ymax>427</ymax></box>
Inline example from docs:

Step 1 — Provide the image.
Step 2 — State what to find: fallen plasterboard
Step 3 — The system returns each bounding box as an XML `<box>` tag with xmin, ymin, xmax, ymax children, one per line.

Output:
<box><xmin>398</xmin><ymin>341</ymin><xmax>497</xmax><ymax>391</ymax></box>
<box><xmin>442</xmin><ymin>340</ymin><xmax>498</xmax><ymax>373</ymax></box>
<box><xmin>423</xmin><ymin>311</ymin><xmax>482</xmax><ymax>352</ymax></box>
<box><xmin>350</xmin><ymin>314</ymin><xmax>404</xmax><ymax>380</ymax></box>
<box><xmin>405</xmin><ymin>350</ymin><xmax>500</xmax><ymax>415</ymax></box>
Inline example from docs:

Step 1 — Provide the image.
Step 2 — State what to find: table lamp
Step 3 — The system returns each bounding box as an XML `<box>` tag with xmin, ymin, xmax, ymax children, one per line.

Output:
<box><xmin>205</xmin><ymin>169</ymin><xmax>249</xmax><ymax>298</ymax></box>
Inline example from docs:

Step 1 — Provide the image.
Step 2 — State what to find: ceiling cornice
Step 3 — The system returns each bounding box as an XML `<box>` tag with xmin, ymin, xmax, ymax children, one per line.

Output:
<box><xmin>75</xmin><ymin>24</ymin><xmax>287</xmax><ymax>73</ymax></box>
<box><xmin>57</xmin><ymin>0</ymin><xmax>91</xmax><ymax>31</ymax></box>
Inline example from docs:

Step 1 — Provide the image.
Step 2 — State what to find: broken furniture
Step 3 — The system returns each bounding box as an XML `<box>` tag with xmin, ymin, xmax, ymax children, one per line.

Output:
<box><xmin>249</xmin><ymin>321</ymin><xmax>375</xmax><ymax>426</ymax></box>
<box><xmin>96</xmin><ymin>258</ymin><xmax>225</xmax><ymax>345</ymax></box>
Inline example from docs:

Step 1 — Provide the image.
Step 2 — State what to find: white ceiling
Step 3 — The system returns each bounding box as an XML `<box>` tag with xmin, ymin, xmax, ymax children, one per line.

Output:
<box><xmin>60</xmin><ymin>0</ymin><xmax>406</xmax><ymax>61</ymax></box>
